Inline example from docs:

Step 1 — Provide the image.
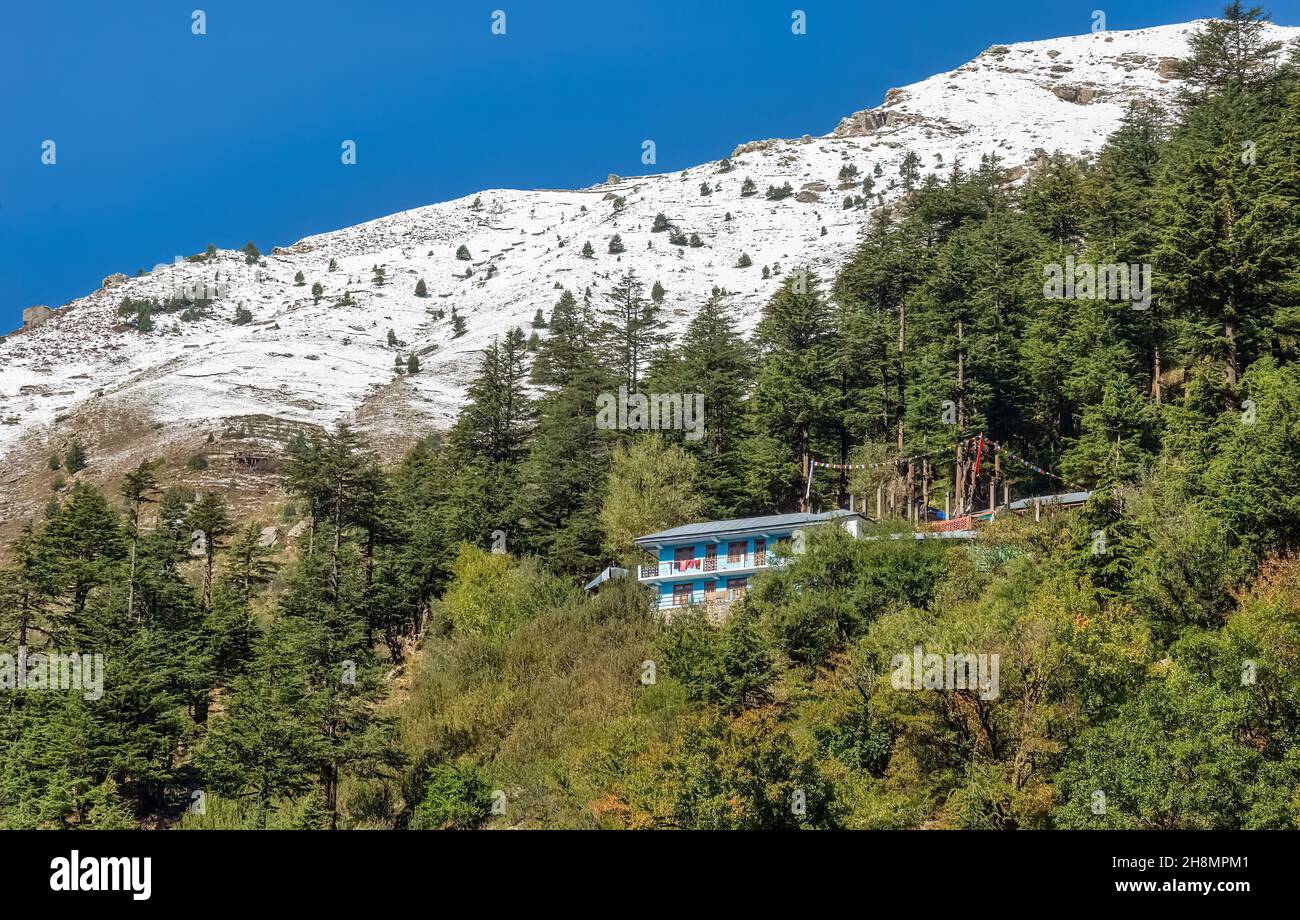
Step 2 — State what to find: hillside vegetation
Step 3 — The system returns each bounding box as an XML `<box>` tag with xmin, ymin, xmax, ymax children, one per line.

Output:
<box><xmin>2</xmin><ymin>6</ymin><xmax>1300</xmax><ymax>829</ymax></box>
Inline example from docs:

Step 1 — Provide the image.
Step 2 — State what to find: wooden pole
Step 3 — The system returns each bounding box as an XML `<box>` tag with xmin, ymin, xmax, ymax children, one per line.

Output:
<box><xmin>922</xmin><ymin>459</ymin><xmax>930</xmax><ymax>524</ymax></box>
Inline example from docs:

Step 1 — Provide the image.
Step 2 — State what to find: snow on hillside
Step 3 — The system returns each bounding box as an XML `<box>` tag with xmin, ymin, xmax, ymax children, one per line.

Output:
<box><xmin>2</xmin><ymin>20</ymin><xmax>1295</xmax><ymax>472</ymax></box>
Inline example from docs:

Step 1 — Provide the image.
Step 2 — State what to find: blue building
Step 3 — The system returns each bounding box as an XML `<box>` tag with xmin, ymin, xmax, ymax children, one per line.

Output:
<box><xmin>634</xmin><ymin>510</ymin><xmax>864</xmax><ymax>611</ymax></box>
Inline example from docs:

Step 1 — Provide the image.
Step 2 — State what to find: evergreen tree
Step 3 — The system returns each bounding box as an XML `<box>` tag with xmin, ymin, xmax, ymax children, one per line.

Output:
<box><xmin>1181</xmin><ymin>2</ymin><xmax>1286</xmax><ymax>92</ymax></box>
<box><xmin>187</xmin><ymin>492</ymin><xmax>231</xmax><ymax>610</ymax></box>
<box><xmin>900</xmin><ymin>150</ymin><xmax>922</xmax><ymax>191</ymax></box>
<box><xmin>120</xmin><ymin>460</ymin><xmax>160</xmax><ymax>623</ymax></box>
<box><xmin>746</xmin><ymin>271</ymin><xmax>836</xmax><ymax>511</ymax></box>
<box><xmin>515</xmin><ymin>291</ymin><xmax>615</xmax><ymax>572</ymax></box>
<box><xmin>64</xmin><ymin>440</ymin><xmax>87</xmax><ymax>475</ymax></box>
<box><xmin>646</xmin><ymin>296</ymin><xmax>754</xmax><ymax>515</ymax></box>
<box><xmin>597</xmin><ymin>271</ymin><xmax>667</xmax><ymax>394</ymax></box>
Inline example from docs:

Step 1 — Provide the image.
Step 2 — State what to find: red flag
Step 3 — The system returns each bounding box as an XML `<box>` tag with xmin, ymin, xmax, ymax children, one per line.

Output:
<box><xmin>973</xmin><ymin>433</ymin><xmax>985</xmax><ymax>478</ymax></box>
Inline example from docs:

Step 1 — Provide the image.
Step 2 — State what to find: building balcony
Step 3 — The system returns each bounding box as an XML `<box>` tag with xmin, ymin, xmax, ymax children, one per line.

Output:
<box><xmin>637</xmin><ymin>552</ymin><xmax>783</xmax><ymax>582</ymax></box>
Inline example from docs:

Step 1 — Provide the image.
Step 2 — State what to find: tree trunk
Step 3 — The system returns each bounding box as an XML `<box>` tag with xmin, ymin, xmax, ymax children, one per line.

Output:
<box><xmin>1224</xmin><ymin>318</ymin><xmax>1239</xmax><ymax>386</ymax></box>
<box><xmin>897</xmin><ymin>300</ymin><xmax>906</xmax><ymax>451</ymax></box>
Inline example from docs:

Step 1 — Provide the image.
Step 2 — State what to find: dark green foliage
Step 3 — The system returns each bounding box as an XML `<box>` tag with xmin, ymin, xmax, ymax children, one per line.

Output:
<box><xmin>64</xmin><ymin>440</ymin><xmax>87</xmax><ymax>475</ymax></box>
<box><xmin>409</xmin><ymin>763</ymin><xmax>494</xmax><ymax>829</ymax></box>
<box><xmin>765</xmin><ymin>182</ymin><xmax>793</xmax><ymax>201</ymax></box>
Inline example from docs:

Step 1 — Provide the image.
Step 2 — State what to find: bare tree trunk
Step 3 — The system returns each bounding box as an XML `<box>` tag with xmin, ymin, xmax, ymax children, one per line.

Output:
<box><xmin>799</xmin><ymin>427</ymin><xmax>811</xmax><ymax>513</ymax></box>
<box><xmin>1224</xmin><ymin>317</ymin><xmax>1239</xmax><ymax>387</ymax></box>
<box><xmin>897</xmin><ymin>300</ymin><xmax>906</xmax><ymax>452</ymax></box>
<box><xmin>955</xmin><ymin>320</ymin><xmax>968</xmax><ymax>516</ymax></box>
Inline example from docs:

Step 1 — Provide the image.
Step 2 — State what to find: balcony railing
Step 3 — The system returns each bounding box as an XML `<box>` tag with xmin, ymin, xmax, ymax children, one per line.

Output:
<box><xmin>639</xmin><ymin>552</ymin><xmax>781</xmax><ymax>580</ymax></box>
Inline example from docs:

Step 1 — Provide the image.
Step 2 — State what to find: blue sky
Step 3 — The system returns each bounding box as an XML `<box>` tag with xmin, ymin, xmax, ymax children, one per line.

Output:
<box><xmin>3</xmin><ymin>0</ymin><xmax>1298</xmax><ymax>330</ymax></box>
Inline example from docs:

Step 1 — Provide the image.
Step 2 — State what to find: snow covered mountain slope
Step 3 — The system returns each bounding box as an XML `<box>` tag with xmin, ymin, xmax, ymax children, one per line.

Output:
<box><xmin>1</xmin><ymin>20</ymin><xmax>1296</xmax><ymax>524</ymax></box>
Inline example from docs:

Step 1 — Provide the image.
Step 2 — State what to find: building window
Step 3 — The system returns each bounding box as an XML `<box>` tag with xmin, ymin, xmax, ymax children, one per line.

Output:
<box><xmin>704</xmin><ymin>544</ymin><xmax>717</xmax><ymax>572</ymax></box>
<box><xmin>726</xmin><ymin>577</ymin><xmax>748</xmax><ymax>600</ymax></box>
<box><xmin>726</xmin><ymin>542</ymin><xmax>744</xmax><ymax>564</ymax></box>
<box><xmin>672</xmin><ymin>583</ymin><xmax>692</xmax><ymax>607</ymax></box>
<box><xmin>755</xmin><ymin>539</ymin><xmax>766</xmax><ymax>566</ymax></box>
<box><xmin>674</xmin><ymin>546</ymin><xmax>697</xmax><ymax>572</ymax></box>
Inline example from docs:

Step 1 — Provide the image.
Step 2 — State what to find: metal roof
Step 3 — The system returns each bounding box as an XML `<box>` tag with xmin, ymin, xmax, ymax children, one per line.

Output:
<box><xmin>636</xmin><ymin>509</ymin><xmax>861</xmax><ymax>546</ymax></box>
<box><xmin>1007</xmin><ymin>491</ymin><xmax>1092</xmax><ymax>511</ymax></box>
<box><xmin>583</xmin><ymin>566</ymin><xmax>629</xmax><ymax>591</ymax></box>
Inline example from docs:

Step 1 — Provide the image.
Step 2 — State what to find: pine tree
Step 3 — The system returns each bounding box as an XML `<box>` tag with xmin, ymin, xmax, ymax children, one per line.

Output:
<box><xmin>64</xmin><ymin>440</ymin><xmax>87</xmax><ymax>475</ymax></box>
<box><xmin>225</xmin><ymin>523</ymin><xmax>277</xmax><ymax>604</ymax></box>
<box><xmin>597</xmin><ymin>271</ymin><xmax>668</xmax><ymax>394</ymax></box>
<box><xmin>196</xmin><ymin>619</ymin><xmax>319</xmax><ymax>828</ymax></box>
<box><xmin>415</xmin><ymin>278</ymin><xmax>428</xmax><ymax>297</ymax></box>
<box><xmin>900</xmin><ymin>150</ymin><xmax>922</xmax><ymax>191</ymax></box>
<box><xmin>451</xmin><ymin>333</ymin><xmax>535</xmax><ymax>465</ymax></box>
<box><xmin>765</xmin><ymin>182</ymin><xmax>794</xmax><ymax>201</ymax></box>
<box><xmin>646</xmin><ymin>296</ymin><xmax>754</xmax><ymax>515</ymax></box>
<box><xmin>312</xmin><ymin>281</ymin><xmax>324</xmax><ymax>303</ymax></box>
<box><xmin>608</xmin><ymin>234</ymin><xmax>625</xmax><ymax>254</ymax></box>
<box><xmin>515</xmin><ymin>291</ymin><xmax>615</xmax><ymax>572</ymax></box>
<box><xmin>1155</xmin><ymin>108</ymin><xmax>1299</xmax><ymax>389</ymax></box>
<box><xmin>747</xmin><ymin>271</ymin><xmax>836</xmax><ymax>511</ymax></box>
<box><xmin>1181</xmin><ymin>2</ymin><xmax>1285</xmax><ymax>92</ymax></box>
<box><xmin>188</xmin><ymin>492</ymin><xmax>231</xmax><ymax>610</ymax></box>
<box><xmin>120</xmin><ymin>460</ymin><xmax>160</xmax><ymax>623</ymax></box>
<box><xmin>582</xmin><ymin>240</ymin><xmax>595</xmax><ymax>258</ymax></box>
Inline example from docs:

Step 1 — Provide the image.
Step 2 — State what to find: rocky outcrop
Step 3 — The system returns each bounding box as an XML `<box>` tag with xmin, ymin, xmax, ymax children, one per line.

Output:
<box><xmin>22</xmin><ymin>305</ymin><xmax>53</xmax><ymax>330</ymax></box>
<box><xmin>101</xmin><ymin>273</ymin><xmax>128</xmax><ymax>288</ymax></box>
<box><xmin>1052</xmin><ymin>84</ymin><xmax>1100</xmax><ymax>104</ymax></box>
